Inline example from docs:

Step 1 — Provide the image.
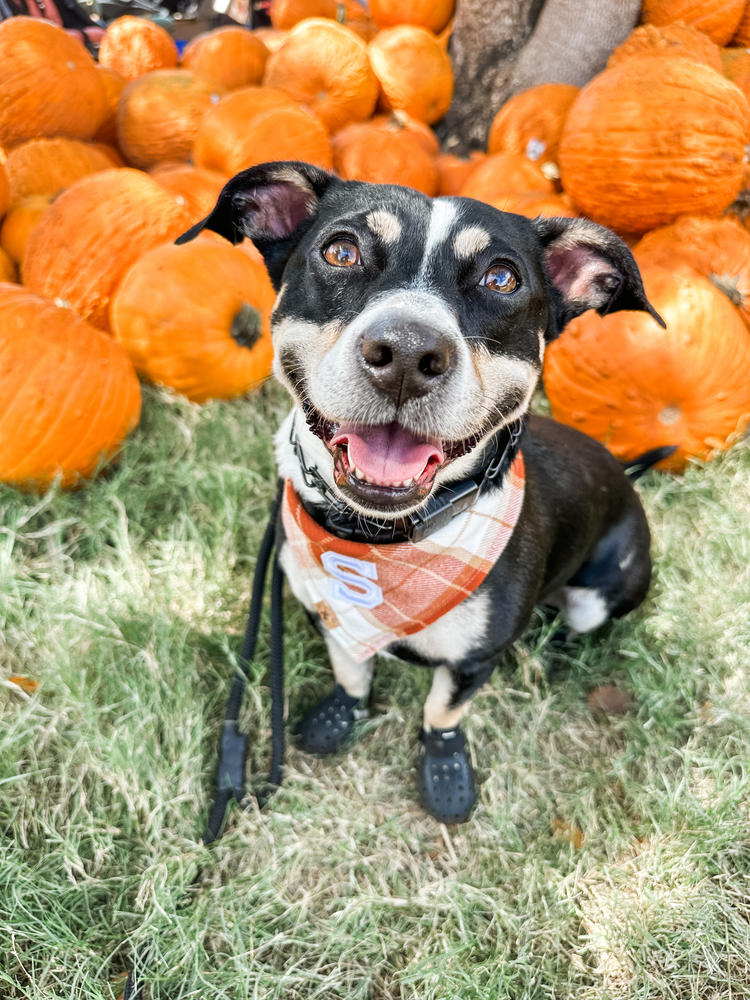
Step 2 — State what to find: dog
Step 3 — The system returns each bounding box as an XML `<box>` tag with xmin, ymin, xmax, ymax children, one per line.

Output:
<box><xmin>177</xmin><ymin>160</ymin><xmax>666</xmax><ymax>823</ymax></box>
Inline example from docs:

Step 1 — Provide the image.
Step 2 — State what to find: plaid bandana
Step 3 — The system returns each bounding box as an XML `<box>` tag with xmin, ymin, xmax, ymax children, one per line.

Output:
<box><xmin>281</xmin><ymin>453</ymin><xmax>526</xmax><ymax>662</ymax></box>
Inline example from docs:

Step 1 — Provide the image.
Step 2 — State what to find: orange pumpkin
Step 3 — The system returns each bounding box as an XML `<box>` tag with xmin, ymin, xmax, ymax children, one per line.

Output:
<box><xmin>488</xmin><ymin>191</ymin><xmax>577</xmax><ymax>219</ymax></box>
<box><xmin>544</xmin><ymin>265</ymin><xmax>750</xmax><ymax>471</ymax></box>
<box><xmin>253</xmin><ymin>27</ymin><xmax>289</xmax><ymax>52</ymax></box>
<box><xmin>436</xmin><ymin>152</ymin><xmax>486</xmax><ymax>196</ymax></box>
<box><xmin>117</xmin><ymin>69</ymin><xmax>224</xmax><ymax>169</ymax></box>
<box><xmin>192</xmin><ymin>86</ymin><xmax>297</xmax><ymax>173</ymax></box>
<box><xmin>334</xmin><ymin>120</ymin><xmax>439</xmax><ymax>194</ymax></box>
<box><xmin>487</xmin><ymin>84</ymin><xmax>579</xmax><ymax>166</ymax></box>
<box><xmin>368</xmin><ymin>26</ymin><xmax>454</xmax><ymax>124</ymax></box>
<box><xmin>369</xmin><ymin>0</ymin><xmax>454</xmax><ymax>34</ymax></box>
<box><xmin>0</xmin><ymin>195</ymin><xmax>53</xmax><ymax>264</ymax></box>
<box><xmin>3</xmin><ymin>138</ymin><xmax>115</xmax><ymax>206</ymax></box>
<box><xmin>608</xmin><ymin>21</ymin><xmax>723</xmax><ymax>72</ymax></box>
<box><xmin>150</xmin><ymin>163</ymin><xmax>228</xmax><ymax>223</ymax></box>
<box><xmin>270</xmin><ymin>0</ymin><xmax>374</xmax><ymax>37</ymax></box>
<box><xmin>181</xmin><ymin>27</ymin><xmax>269</xmax><ymax>90</ymax></box>
<box><xmin>721</xmin><ymin>46</ymin><xmax>750</xmax><ymax>101</ymax></box>
<box><xmin>98</xmin><ymin>15</ymin><xmax>178</xmax><ymax>81</ymax></box>
<box><xmin>110</xmin><ymin>240</ymin><xmax>275</xmax><ymax>403</ymax></box>
<box><xmin>195</xmin><ymin>101</ymin><xmax>331</xmax><ymax>176</ymax></box>
<box><xmin>732</xmin><ymin>5</ymin><xmax>750</xmax><ymax>45</ymax></box>
<box><xmin>23</xmin><ymin>169</ymin><xmax>189</xmax><ymax>332</ymax></box>
<box><xmin>333</xmin><ymin>111</ymin><xmax>440</xmax><ymax>161</ymax></box>
<box><xmin>0</xmin><ymin>283</ymin><xmax>141</xmax><ymax>489</ymax></box>
<box><xmin>93</xmin><ymin>65</ymin><xmax>127</xmax><ymax>147</ymax></box>
<box><xmin>558</xmin><ymin>57</ymin><xmax>749</xmax><ymax>234</ymax></box>
<box><xmin>0</xmin><ymin>17</ymin><xmax>105</xmax><ymax>148</ymax></box>
<box><xmin>459</xmin><ymin>153</ymin><xmax>554</xmax><ymax>202</ymax></box>
<box><xmin>264</xmin><ymin>19</ymin><xmax>378</xmax><ymax>133</ymax></box>
<box><xmin>640</xmin><ymin>0</ymin><xmax>744</xmax><ymax>46</ymax></box>
<box><xmin>0</xmin><ymin>247</ymin><xmax>16</xmax><ymax>282</ymax></box>
<box><xmin>634</xmin><ymin>215</ymin><xmax>750</xmax><ymax>326</ymax></box>
<box><xmin>0</xmin><ymin>160</ymin><xmax>7</xmax><ymax>220</ymax></box>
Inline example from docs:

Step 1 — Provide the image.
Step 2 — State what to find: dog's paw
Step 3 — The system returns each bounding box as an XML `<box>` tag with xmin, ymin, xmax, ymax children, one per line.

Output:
<box><xmin>297</xmin><ymin>684</ymin><xmax>369</xmax><ymax>755</ymax></box>
<box><xmin>417</xmin><ymin>727</ymin><xmax>476</xmax><ymax>824</ymax></box>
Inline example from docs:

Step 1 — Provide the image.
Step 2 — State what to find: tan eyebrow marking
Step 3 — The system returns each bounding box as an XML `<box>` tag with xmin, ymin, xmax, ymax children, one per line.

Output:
<box><xmin>452</xmin><ymin>225</ymin><xmax>492</xmax><ymax>260</ymax></box>
<box><xmin>366</xmin><ymin>209</ymin><xmax>403</xmax><ymax>245</ymax></box>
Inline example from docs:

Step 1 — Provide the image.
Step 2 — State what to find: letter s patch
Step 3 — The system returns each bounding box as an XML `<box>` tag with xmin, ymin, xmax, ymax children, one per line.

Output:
<box><xmin>320</xmin><ymin>551</ymin><xmax>383</xmax><ymax>609</ymax></box>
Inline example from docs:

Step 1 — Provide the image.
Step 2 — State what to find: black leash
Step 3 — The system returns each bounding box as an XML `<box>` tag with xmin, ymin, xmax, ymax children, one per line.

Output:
<box><xmin>123</xmin><ymin>484</ymin><xmax>284</xmax><ymax>999</ymax></box>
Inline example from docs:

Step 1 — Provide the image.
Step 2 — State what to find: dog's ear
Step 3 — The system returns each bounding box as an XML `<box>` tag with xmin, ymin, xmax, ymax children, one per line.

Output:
<box><xmin>530</xmin><ymin>216</ymin><xmax>665</xmax><ymax>338</ymax></box>
<box><xmin>175</xmin><ymin>160</ymin><xmax>337</xmax><ymax>285</ymax></box>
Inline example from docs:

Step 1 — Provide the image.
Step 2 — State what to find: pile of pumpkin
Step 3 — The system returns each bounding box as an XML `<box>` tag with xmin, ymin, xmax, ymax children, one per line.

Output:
<box><xmin>1</xmin><ymin>0</ymin><xmax>749</xmax><ymax>490</ymax></box>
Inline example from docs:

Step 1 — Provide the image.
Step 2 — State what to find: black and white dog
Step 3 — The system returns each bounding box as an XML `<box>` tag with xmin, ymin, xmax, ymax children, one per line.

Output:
<box><xmin>178</xmin><ymin>161</ymin><xmax>665</xmax><ymax>823</ymax></box>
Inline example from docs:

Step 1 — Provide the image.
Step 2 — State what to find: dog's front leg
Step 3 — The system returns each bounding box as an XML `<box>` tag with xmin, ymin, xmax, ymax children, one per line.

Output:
<box><xmin>297</xmin><ymin>638</ymin><xmax>373</xmax><ymax>755</ymax></box>
<box><xmin>418</xmin><ymin>663</ymin><xmax>494</xmax><ymax>824</ymax></box>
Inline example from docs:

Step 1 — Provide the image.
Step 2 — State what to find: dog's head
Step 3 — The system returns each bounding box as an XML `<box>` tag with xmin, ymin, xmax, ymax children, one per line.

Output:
<box><xmin>178</xmin><ymin>161</ymin><xmax>662</xmax><ymax>518</ymax></box>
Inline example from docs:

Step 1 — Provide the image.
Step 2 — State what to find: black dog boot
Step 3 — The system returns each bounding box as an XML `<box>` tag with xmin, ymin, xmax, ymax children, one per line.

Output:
<box><xmin>417</xmin><ymin>726</ymin><xmax>476</xmax><ymax>824</ymax></box>
<box><xmin>297</xmin><ymin>684</ymin><xmax>369</xmax><ymax>755</ymax></box>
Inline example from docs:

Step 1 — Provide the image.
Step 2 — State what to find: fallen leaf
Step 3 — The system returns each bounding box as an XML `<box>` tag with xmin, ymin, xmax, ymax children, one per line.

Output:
<box><xmin>587</xmin><ymin>684</ymin><xmax>631</xmax><ymax>715</ymax></box>
<box><xmin>551</xmin><ymin>817</ymin><xmax>585</xmax><ymax>848</ymax></box>
<box><xmin>8</xmin><ymin>675</ymin><xmax>39</xmax><ymax>694</ymax></box>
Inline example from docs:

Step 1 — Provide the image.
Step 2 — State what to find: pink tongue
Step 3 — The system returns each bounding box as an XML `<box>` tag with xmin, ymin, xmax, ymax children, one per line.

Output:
<box><xmin>330</xmin><ymin>422</ymin><xmax>444</xmax><ymax>483</ymax></box>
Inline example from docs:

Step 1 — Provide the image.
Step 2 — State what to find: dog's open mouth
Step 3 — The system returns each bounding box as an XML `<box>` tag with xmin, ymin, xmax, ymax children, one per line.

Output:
<box><xmin>304</xmin><ymin>404</ymin><xmax>482</xmax><ymax>509</ymax></box>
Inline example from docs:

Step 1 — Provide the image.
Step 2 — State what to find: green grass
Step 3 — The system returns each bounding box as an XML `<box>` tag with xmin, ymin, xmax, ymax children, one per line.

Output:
<box><xmin>1</xmin><ymin>384</ymin><xmax>749</xmax><ymax>999</ymax></box>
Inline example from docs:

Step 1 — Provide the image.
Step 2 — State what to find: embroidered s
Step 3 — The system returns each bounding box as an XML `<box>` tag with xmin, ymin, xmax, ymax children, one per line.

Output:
<box><xmin>320</xmin><ymin>551</ymin><xmax>384</xmax><ymax>609</ymax></box>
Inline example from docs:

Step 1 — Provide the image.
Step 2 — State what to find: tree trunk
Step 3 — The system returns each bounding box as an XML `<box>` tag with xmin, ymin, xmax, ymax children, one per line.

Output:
<box><xmin>439</xmin><ymin>0</ymin><xmax>642</xmax><ymax>155</ymax></box>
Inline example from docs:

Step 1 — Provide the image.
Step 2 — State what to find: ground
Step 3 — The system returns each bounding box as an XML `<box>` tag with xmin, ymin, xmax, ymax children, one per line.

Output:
<box><xmin>1</xmin><ymin>384</ymin><xmax>749</xmax><ymax>999</ymax></box>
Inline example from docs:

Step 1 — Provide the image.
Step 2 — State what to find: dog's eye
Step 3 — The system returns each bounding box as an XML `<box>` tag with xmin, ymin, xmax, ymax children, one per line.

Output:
<box><xmin>323</xmin><ymin>239</ymin><xmax>360</xmax><ymax>267</ymax></box>
<box><xmin>481</xmin><ymin>263</ymin><xmax>519</xmax><ymax>294</ymax></box>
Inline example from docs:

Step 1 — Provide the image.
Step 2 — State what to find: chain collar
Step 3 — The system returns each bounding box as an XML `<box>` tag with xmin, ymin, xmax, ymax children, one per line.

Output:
<box><xmin>289</xmin><ymin>416</ymin><xmax>526</xmax><ymax>544</ymax></box>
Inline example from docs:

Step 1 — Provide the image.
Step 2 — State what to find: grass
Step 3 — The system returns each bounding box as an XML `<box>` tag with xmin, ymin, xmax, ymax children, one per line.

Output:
<box><xmin>1</xmin><ymin>383</ymin><xmax>749</xmax><ymax>999</ymax></box>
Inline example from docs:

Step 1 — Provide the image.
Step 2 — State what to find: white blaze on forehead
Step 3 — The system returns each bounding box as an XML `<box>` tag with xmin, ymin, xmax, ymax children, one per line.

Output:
<box><xmin>366</xmin><ymin>209</ymin><xmax>403</xmax><ymax>245</ymax></box>
<box><xmin>419</xmin><ymin>198</ymin><xmax>459</xmax><ymax>277</ymax></box>
<box><xmin>452</xmin><ymin>225</ymin><xmax>491</xmax><ymax>260</ymax></box>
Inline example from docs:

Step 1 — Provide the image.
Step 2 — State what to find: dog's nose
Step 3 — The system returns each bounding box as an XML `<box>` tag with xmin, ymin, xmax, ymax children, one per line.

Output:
<box><xmin>360</xmin><ymin>321</ymin><xmax>452</xmax><ymax>404</ymax></box>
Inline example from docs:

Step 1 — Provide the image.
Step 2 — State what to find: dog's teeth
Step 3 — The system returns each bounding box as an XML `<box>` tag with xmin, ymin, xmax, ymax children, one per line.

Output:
<box><xmin>354</xmin><ymin>466</ymin><xmax>365</xmax><ymax>480</ymax></box>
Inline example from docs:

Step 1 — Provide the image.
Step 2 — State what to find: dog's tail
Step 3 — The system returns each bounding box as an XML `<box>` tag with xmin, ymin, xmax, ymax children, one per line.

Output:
<box><xmin>622</xmin><ymin>445</ymin><xmax>678</xmax><ymax>481</ymax></box>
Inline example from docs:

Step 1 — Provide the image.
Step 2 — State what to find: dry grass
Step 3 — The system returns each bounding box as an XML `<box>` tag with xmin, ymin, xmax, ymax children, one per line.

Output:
<box><xmin>1</xmin><ymin>384</ymin><xmax>749</xmax><ymax>998</ymax></box>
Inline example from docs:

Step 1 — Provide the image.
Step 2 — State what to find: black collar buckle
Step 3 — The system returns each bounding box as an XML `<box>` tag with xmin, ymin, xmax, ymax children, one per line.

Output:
<box><xmin>406</xmin><ymin>478</ymin><xmax>480</xmax><ymax>542</ymax></box>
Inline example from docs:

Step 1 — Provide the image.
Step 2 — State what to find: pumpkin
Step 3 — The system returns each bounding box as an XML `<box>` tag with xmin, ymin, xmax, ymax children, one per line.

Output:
<box><xmin>0</xmin><ymin>248</ymin><xmax>16</xmax><ymax>282</ymax></box>
<box><xmin>149</xmin><ymin>164</ymin><xmax>228</xmax><ymax>223</ymax></box>
<box><xmin>117</xmin><ymin>69</ymin><xmax>224</xmax><ymax>170</ymax></box>
<box><xmin>459</xmin><ymin>152</ymin><xmax>554</xmax><ymax>202</ymax></box>
<box><xmin>369</xmin><ymin>0</ymin><xmax>454</xmax><ymax>34</ymax></box>
<box><xmin>253</xmin><ymin>27</ymin><xmax>289</xmax><ymax>52</ymax></box>
<box><xmin>3</xmin><ymin>138</ymin><xmax>114</xmax><ymax>206</ymax></box>
<box><xmin>436</xmin><ymin>152</ymin><xmax>486</xmax><ymax>196</ymax></box>
<box><xmin>334</xmin><ymin>119</ymin><xmax>439</xmax><ymax>194</ymax></box>
<box><xmin>634</xmin><ymin>215</ymin><xmax>750</xmax><ymax>327</ymax></box>
<box><xmin>0</xmin><ymin>283</ymin><xmax>141</xmax><ymax>489</ymax></box>
<box><xmin>264</xmin><ymin>19</ymin><xmax>378</xmax><ymax>133</ymax></box>
<box><xmin>0</xmin><ymin>17</ymin><xmax>105</xmax><ymax>148</ymax></box>
<box><xmin>732</xmin><ymin>5</ymin><xmax>750</xmax><ymax>45</ymax></box>
<box><xmin>368</xmin><ymin>26</ymin><xmax>454</xmax><ymax>124</ymax></box>
<box><xmin>608</xmin><ymin>22</ymin><xmax>723</xmax><ymax>72</ymax></box>
<box><xmin>192</xmin><ymin>86</ymin><xmax>297</xmax><ymax>173</ymax></box>
<box><xmin>23</xmin><ymin>169</ymin><xmax>189</xmax><ymax>332</ymax></box>
<box><xmin>488</xmin><ymin>191</ymin><xmax>577</xmax><ymax>219</ymax></box>
<box><xmin>0</xmin><ymin>160</ymin><xmax>7</xmax><ymax>220</ymax></box>
<box><xmin>721</xmin><ymin>46</ymin><xmax>750</xmax><ymax>102</ymax></box>
<box><xmin>487</xmin><ymin>84</ymin><xmax>579</xmax><ymax>166</ymax></box>
<box><xmin>269</xmin><ymin>0</ymin><xmax>374</xmax><ymax>38</ymax></box>
<box><xmin>544</xmin><ymin>265</ymin><xmax>750</xmax><ymax>472</ymax></box>
<box><xmin>93</xmin><ymin>66</ymin><xmax>127</xmax><ymax>147</ymax></box>
<box><xmin>0</xmin><ymin>195</ymin><xmax>52</xmax><ymax>264</ymax></box>
<box><xmin>98</xmin><ymin>15</ymin><xmax>178</xmax><ymax>81</ymax></box>
<box><xmin>640</xmin><ymin>0</ymin><xmax>744</xmax><ymax>46</ymax></box>
<box><xmin>332</xmin><ymin>111</ymin><xmax>440</xmax><ymax>161</ymax></box>
<box><xmin>196</xmin><ymin>101</ymin><xmax>332</xmax><ymax>176</ymax></box>
<box><xmin>110</xmin><ymin>240</ymin><xmax>276</xmax><ymax>403</ymax></box>
<box><xmin>558</xmin><ymin>57</ymin><xmax>750</xmax><ymax>234</ymax></box>
<box><xmin>181</xmin><ymin>27</ymin><xmax>269</xmax><ymax>91</ymax></box>
<box><xmin>88</xmin><ymin>143</ymin><xmax>125</xmax><ymax>167</ymax></box>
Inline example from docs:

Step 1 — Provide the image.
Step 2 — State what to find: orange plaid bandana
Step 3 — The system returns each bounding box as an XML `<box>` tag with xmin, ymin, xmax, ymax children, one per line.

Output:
<box><xmin>281</xmin><ymin>453</ymin><xmax>526</xmax><ymax>662</ymax></box>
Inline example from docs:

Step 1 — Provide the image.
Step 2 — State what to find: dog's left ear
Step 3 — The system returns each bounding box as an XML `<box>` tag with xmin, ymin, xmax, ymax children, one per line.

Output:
<box><xmin>530</xmin><ymin>216</ymin><xmax>665</xmax><ymax>338</ymax></box>
<box><xmin>175</xmin><ymin>160</ymin><xmax>337</xmax><ymax>286</ymax></box>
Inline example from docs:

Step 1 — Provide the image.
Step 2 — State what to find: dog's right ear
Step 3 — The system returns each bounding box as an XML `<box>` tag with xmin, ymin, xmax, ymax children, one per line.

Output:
<box><xmin>175</xmin><ymin>160</ymin><xmax>336</xmax><ymax>286</ymax></box>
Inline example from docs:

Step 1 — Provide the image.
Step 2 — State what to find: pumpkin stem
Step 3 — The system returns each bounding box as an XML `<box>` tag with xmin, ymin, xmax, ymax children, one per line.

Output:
<box><xmin>231</xmin><ymin>302</ymin><xmax>262</xmax><ymax>350</ymax></box>
<box><xmin>709</xmin><ymin>272</ymin><xmax>744</xmax><ymax>307</ymax></box>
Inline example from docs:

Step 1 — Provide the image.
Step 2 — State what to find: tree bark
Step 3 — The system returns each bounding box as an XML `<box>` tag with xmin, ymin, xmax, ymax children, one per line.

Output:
<box><xmin>439</xmin><ymin>0</ymin><xmax>642</xmax><ymax>155</ymax></box>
